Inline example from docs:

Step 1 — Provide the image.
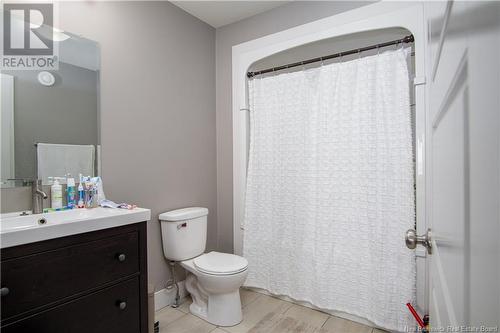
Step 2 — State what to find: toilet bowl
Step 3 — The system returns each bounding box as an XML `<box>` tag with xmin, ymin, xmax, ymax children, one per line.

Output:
<box><xmin>181</xmin><ymin>252</ymin><xmax>248</xmax><ymax>326</ymax></box>
<box><xmin>159</xmin><ymin>207</ymin><xmax>248</xmax><ymax>326</ymax></box>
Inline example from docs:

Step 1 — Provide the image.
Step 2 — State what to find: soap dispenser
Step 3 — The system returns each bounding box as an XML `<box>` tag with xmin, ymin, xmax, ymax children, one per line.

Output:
<box><xmin>49</xmin><ymin>177</ymin><xmax>63</xmax><ymax>209</ymax></box>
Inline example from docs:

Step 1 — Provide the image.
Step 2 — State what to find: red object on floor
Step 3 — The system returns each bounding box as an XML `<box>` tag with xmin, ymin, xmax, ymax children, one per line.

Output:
<box><xmin>406</xmin><ymin>302</ymin><xmax>425</xmax><ymax>328</ymax></box>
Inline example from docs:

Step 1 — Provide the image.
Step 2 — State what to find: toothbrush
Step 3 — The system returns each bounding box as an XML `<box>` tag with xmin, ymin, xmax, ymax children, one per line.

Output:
<box><xmin>77</xmin><ymin>174</ymin><xmax>85</xmax><ymax>208</ymax></box>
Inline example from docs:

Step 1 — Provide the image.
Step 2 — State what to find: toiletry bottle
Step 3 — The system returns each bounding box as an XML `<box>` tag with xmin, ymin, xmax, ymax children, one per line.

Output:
<box><xmin>77</xmin><ymin>174</ymin><xmax>85</xmax><ymax>208</ymax></box>
<box><xmin>50</xmin><ymin>177</ymin><xmax>63</xmax><ymax>209</ymax></box>
<box><xmin>91</xmin><ymin>176</ymin><xmax>105</xmax><ymax>205</ymax></box>
<box><xmin>84</xmin><ymin>180</ymin><xmax>98</xmax><ymax>208</ymax></box>
<box><xmin>66</xmin><ymin>174</ymin><xmax>76</xmax><ymax>209</ymax></box>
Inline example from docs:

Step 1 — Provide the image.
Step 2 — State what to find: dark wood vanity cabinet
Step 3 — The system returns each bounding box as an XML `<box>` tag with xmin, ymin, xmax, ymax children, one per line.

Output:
<box><xmin>0</xmin><ymin>222</ymin><xmax>148</xmax><ymax>333</ymax></box>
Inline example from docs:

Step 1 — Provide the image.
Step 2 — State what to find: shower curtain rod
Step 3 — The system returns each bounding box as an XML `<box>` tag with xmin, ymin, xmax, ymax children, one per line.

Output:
<box><xmin>246</xmin><ymin>34</ymin><xmax>414</xmax><ymax>78</ymax></box>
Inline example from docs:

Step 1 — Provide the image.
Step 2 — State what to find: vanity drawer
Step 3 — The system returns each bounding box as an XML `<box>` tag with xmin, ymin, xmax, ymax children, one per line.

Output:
<box><xmin>2</xmin><ymin>277</ymin><xmax>140</xmax><ymax>333</ymax></box>
<box><xmin>1</xmin><ymin>231</ymin><xmax>139</xmax><ymax>319</ymax></box>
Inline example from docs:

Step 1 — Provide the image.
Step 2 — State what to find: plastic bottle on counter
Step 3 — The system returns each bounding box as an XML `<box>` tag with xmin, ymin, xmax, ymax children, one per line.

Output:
<box><xmin>49</xmin><ymin>177</ymin><xmax>63</xmax><ymax>209</ymax></box>
<box><xmin>66</xmin><ymin>175</ymin><xmax>76</xmax><ymax>208</ymax></box>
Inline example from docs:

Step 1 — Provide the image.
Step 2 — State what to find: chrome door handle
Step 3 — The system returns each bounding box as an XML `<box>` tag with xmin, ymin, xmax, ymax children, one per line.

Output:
<box><xmin>405</xmin><ymin>228</ymin><xmax>432</xmax><ymax>254</ymax></box>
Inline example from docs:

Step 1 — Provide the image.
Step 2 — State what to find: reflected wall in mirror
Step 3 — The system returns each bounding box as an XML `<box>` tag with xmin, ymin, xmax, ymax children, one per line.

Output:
<box><xmin>1</xmin><ymin>33</ymin><xmax>100</xmax><ymax>189</ymax></box>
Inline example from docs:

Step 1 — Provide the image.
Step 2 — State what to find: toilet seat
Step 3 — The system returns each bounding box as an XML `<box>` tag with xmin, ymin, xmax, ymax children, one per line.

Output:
<box><xmin>194</xmin><ymin>251</ymin><xmax>248</xmax><ymax>276</ymax></box>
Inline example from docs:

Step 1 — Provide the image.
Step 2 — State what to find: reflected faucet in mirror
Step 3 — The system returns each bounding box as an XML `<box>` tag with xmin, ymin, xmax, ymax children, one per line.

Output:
<box><xmin>8</xmin><ymin>179</ymin><xmax>48</xmax><ymax>214</ymax></box>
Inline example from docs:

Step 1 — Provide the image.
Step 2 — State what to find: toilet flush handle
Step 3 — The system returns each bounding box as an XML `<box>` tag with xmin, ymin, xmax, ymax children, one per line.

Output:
<box><xmin>177</xmin><ymin>222</ymin><xmax>187</xmax><ymax>230</ymax></box>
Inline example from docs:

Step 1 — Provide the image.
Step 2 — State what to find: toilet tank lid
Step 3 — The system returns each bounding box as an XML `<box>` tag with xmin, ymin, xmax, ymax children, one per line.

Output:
<box><xmin>159</xmin><ymin>207</ymin><xmax>209</xmax><ymax>221</ymax></box>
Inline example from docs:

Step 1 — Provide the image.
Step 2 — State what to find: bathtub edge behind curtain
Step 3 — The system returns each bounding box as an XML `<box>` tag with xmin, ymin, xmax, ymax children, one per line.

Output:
<box><xmin>243</xmin><ymin>48</ymin><xmax>416</xmax><ymax>332</ymax></box>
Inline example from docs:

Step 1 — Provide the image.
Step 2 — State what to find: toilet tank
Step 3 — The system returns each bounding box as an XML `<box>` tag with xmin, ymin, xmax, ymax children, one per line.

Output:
<box><xmin>159</xmin><ymin>207</ymin><xmax>208</xmax><ymax>261</ymax></box>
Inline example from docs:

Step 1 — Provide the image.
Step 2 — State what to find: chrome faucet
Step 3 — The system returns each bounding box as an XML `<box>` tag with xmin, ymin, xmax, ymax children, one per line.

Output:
<box><xmin>32</xmin><ymin>179</ymin><xmax>48</xmax><ymax>214</ymax></box>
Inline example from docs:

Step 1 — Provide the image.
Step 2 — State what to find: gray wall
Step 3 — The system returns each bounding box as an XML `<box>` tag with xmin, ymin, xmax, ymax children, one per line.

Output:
<box><xmin>0</xmin><ymin>0</ymin><xmax>374</xmax><ymax>291</ymax></box>
<box><xmin>1</xmin><ymin>184</ymin><xmax>56</xmax><ymax>214</ymax></box>
<box><xmin>215</xmin><ymin>1</ymin><xmax>374</xmax><ymax>252</ymax></box>
<box><xmin>4</xmin><ymin>62</ymin><xmax>98</xmax><ymax>179</ymax></box>
<box><xmin>58</xmin><ymin>1</ymin><xmax>217</xmax><ymax>291</ymax></box>
<box><xmin>1</xmin><ymin>186</ymin><xmax>33</xmax><ymax>213</ymax></box>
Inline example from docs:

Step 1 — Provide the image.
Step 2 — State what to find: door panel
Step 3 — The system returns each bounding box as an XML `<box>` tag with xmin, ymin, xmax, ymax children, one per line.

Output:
<box><xmin>426</xmin><ymin>0</ymin><xmax>500</xmax><ymax>329</ymax></box>
<box><xmin>426</xmin><ymin>1</ymin><xmax>451</xmax><ymax>79</ymax></box>
<box><xmin>465</xmin><ymin>2</ymin><xmax>500</xmax><ymax>325</ymax></box>
<box><xmin>430</xmin><ymin>60</ymin><xmax>469</xmax><ymax>325</ymax></box>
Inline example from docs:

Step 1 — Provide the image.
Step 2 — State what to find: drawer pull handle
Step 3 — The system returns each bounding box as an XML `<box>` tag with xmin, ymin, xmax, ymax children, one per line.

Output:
<box><xmin>117</xmin><ymin>254</ymin><xmax>126</xmax><ymax>262</ymax></box>
<box><xmin>1</xmin><ymin>287</ymin><xmax>9</xmax><ymax>297</ymax></box>
<box><xmin>117</xmin><ymin>301</ymin><xmax>127</xmax><ymax>310</ymax></box>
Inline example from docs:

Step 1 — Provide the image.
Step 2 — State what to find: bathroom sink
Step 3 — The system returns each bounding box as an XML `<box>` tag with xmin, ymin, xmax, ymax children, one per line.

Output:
<box><xmin>0</xmin><ymin>207</ymin><xmax>151</xmax><ymax>248</ymax></box>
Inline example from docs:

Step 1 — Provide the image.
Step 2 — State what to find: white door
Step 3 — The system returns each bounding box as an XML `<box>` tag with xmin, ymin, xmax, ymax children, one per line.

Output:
<box><xmin>421</xmin><ymin>1</ymin><xmax>500</xmax><ymax>329</ymax></box>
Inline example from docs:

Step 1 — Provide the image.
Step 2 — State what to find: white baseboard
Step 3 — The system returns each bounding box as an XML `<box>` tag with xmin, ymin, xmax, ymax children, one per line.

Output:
<box><xmin>154</xmin><ymin>280</ymin><xmax>188</xmax><ymax>311</ymax></box>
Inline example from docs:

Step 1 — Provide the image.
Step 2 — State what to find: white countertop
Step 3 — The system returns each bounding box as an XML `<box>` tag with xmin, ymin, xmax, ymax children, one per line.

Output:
<box><xmin>0</xmin><ymin>207</ymin><xmax>151</xmax><ymax>249</ymax></box>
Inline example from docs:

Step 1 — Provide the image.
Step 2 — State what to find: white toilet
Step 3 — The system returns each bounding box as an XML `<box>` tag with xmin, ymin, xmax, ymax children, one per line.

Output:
<box><xmin>159</xmin><ymin>207</ymin><xmax>248</xmax><ymax>327</ymax></box>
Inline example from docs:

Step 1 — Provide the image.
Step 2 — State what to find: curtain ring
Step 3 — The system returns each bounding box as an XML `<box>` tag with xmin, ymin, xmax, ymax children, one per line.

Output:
<box><xmin>358</xmin><ymin>49</ymin><xmax>361</xmax><ymax>59</ymax></box>
<box><xmin>320</xmin><ymin>57</ymin><xmax>324</xmax><ymax>67</ymax></box>
<box><xmin>377</xmin><ymin>45</ymin><xmax>380</xmax><ymax>55</ymax></box>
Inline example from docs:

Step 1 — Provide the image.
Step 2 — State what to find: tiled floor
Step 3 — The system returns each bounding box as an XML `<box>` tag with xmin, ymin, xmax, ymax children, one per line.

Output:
<box><xmin>155</xmin><ymin>288</ymin><xmax>387</xmax><ymax>333</ymax></box>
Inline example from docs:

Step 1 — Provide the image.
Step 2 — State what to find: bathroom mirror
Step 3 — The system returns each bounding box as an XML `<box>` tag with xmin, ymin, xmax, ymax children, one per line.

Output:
<box><xmin>0</xmin><ymin>33</ymin><xmax>100</xmax><ymax>188</ymax></box>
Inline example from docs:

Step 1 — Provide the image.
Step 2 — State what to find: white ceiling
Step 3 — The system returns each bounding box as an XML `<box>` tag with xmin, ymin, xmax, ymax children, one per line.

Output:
<box><xmin>171</xmin><ymin>1</ymin><xmax>291</xmax><ymax>28</ymax></box>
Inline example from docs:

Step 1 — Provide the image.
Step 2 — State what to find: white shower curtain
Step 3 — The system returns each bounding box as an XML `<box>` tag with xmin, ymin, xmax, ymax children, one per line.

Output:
<box><xmin>243</xmin><ymin>48</ymin><xmax>416</xmax><ymax>332</ymax></box>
